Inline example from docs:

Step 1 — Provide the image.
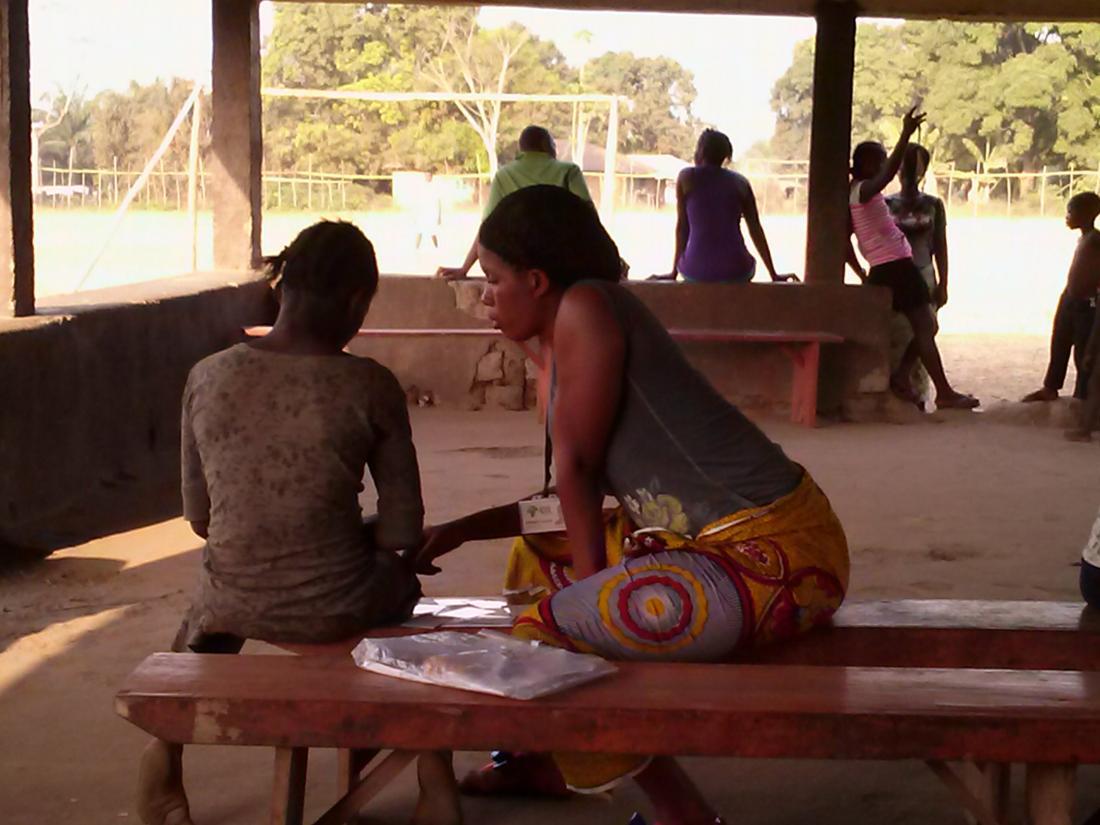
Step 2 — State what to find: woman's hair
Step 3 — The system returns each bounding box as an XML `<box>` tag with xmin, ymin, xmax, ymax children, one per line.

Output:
<box><xmin>851</xmin><ymin>141</ymin><xmax>885</xmax><ymax>172</ymax></box>
<box><xmin>478</xmin><ymin>185</ymin><xmax>621</xmax><ymax>288</ymax></box>
<box><xmin>901</xmin><ymin>143</ymin><xmax>931</xmax><ymax>182</ymax></box>
<box><xmin>264</xmin><ymin>220</ymin><xmax>379</xmax><ymax>308</ymax></box>
<box><xmin>696</xmin><ymin>129</ymin><xmax>733</xmax><ymax>165</ymax></box>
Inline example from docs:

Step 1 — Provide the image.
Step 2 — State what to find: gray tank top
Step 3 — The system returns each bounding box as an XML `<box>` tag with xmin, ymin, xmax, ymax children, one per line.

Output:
<box><xmin>553</xmin><ymin>281</ymin><xmax>801</xmax><ymax>535</ymax></box>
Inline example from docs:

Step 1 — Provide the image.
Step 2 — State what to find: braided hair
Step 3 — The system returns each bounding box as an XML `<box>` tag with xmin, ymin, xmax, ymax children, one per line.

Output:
<box><xmin>264</xmin><ymin>220</ymin><xmax>379</xmax><ymax>309</ymax></box>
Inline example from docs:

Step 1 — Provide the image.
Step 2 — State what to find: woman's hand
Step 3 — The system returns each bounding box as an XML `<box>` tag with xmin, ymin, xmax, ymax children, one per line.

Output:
<box><xmin>410</xmin><ymin>522</ymin><xmax>464</xmax><ymax>575</ymax></box>
<box><xmin>935</xmin><ymin>282</ymin><xmax>949</xmax><ymax>308</ymax></box>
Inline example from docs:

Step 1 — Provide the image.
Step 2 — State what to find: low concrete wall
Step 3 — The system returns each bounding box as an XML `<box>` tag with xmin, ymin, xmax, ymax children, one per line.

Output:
<box><xmin>0</xmin><ymin>275</ymin><xmax>273</xmax><ymax>551</ymax></box>
<box><xmin>0</xmin><ymin>273</ymin><xmax>888</xmax><ymax>552</ymax></box>
<box><xmin>353</xmin><ymin>277</ymin><xmax>891</xmax><ymax>417</ymax></box>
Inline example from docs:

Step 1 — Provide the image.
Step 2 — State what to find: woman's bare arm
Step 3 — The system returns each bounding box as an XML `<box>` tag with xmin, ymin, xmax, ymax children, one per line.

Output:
<box><xmin>740</xmin><ymin>177</ymin><xmax>796</xmax><ymax>281</ymax></box>
<box><xmin>858</xmin><ymin>108</ymin><xmax>925</xmax><ymax>202</ymax></box>
<box><xmin>550</xmin><ymin>285</ymin><xmax>625</xmax><ymax>578</ymax></box>
<box><xmin>668</xmin><ymin>169</ymin><xmax>690</xmax><ymax>277</ymax></box>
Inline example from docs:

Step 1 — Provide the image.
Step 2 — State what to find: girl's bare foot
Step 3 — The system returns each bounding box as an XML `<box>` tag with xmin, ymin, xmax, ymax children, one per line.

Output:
<box><xmin>936</xmin><ymin>391</ymin><xmax>980</xmax><ymax>410</ymax></box>
<box><xmin>412</xmin><ymin>751</ymin><xmax>462</xmax><ymax>825</ymax></box>
<box><xmin>1065</xmin><ymin>428</ymin><xmax>1093</xmax><ymax>443</ymax></box>
<box><xmin>137</xmin><ymin>741</ymin><xmax>194</xmax><ymax>825</ymax></box>
<box><xmin>890</xmin><ymin>376</ymin><xmax>921</xmax><ymax>407</ymax></box>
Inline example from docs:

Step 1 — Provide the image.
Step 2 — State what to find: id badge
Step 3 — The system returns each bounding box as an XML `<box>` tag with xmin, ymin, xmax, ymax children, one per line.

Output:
<box><xmin>519</xmin><ymin>495</ymin><xmax>566</xmax><ymax>534</ymax></box>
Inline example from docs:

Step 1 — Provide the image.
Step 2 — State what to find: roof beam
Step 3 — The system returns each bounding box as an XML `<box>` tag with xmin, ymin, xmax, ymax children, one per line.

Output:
<box><xmin>285</xmin><ymin>0</ymin><xmax>1099</xmax><ymax>21</ymax></box>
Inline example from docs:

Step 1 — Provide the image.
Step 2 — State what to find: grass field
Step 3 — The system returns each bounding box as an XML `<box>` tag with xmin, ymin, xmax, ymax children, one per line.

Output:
<box><xmin>33</xmin><ymin>206</ymin><xmax>1077</xmax><ymax>337</ymax></box>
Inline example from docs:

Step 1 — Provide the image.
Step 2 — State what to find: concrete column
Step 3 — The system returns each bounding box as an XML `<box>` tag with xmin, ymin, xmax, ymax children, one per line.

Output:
<box><xmin>804</xmin><ymin>1</ymin><xmax>857</xmax><ymax>285</ymax></box>
<box><xmin>0</xmin><ymin>0</ymin><xmax>34</xmax><ymax>316</ymax></box>
<box><xmin>211</xmin><ymin>0</ymin><xmax>262</xmax><ymax>271</ymax></box>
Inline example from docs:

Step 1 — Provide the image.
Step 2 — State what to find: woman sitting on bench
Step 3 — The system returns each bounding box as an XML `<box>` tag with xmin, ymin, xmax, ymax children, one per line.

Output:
<box><xmin>414</xmin><ymin>186</ymin><xmax>850</xmax><ymax>825</ymax></box>
<box><xmin>138</xmin><ymin>221</ymin><xmax>425</xmax><ymax>825</ymax></box>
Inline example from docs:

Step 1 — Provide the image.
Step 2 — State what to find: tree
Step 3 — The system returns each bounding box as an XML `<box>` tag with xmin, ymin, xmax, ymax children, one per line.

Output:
<box><xmin>583</xmin><ymin>52</ymin><xmax>699</xmax><ymax>157</ymax></box>
<box><xmin>421</xmin><ymin>11</ymin><xmax>530</xmax><ymax>177</ymax></box>
<box><xmin>767</xmin><ymin>21</ymin><xmax>1100</xmax><ymax>177</ymax></box>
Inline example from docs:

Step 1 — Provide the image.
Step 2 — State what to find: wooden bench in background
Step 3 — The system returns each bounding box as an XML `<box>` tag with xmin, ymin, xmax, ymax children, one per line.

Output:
<box><xmin>117</xmin><ymin>599</ymin><xmax>1100</xmax><ymax>825</ymax></box>
<box><xmin>243</xmin><ymin>326</ymin><xmax>844</xmax><ymax>428</ymax></box>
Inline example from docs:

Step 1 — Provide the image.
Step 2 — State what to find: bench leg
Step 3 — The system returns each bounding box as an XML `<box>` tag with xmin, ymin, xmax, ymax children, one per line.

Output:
<box><xmin>313</xmin><ymin>750</ymin><xmax>416</xmax><ymax>825</ymax></box>
<box><xmin>927</xmin><ymin>760</ymin><xmax>1009</xmax><ymax>825</ymax></box>
<box><xmin>782</xmin><ymin>342</ymin><xmax>820</xmax><ymax>428</ymax></box>
<box><xmin>337</xmin><ymin>749</ymin><xmax>377</xmax><ymax>797</ymax></box>
<box><xmin>961</xmin><ymin>762</ymin><xmax>1010</xmax><ymax>825</ymax></box>
<box><xmin>271</xmin><ymin>747</ymin><xmax>309</xmax><ymax>825</ymax></box>
<box><xmin>1026</xmin><ymin>763</ymin><xmax>1075</xmax><ymax>825</ymax></box>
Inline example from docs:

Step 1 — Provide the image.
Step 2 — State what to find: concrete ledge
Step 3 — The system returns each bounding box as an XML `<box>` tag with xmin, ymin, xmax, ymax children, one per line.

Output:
<box><xmin>0</xmin><ymin>275</ymin><xmax>273</xmax><ymax>551</ymax></box>
<box><xmin>354</xmin><ymin>277</ymin><xmax>891</xmax><ymax>416</ymax></box>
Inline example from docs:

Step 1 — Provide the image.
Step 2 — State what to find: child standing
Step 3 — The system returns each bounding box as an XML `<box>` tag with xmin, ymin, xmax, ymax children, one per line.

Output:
<box><xmin>1023</xmin><ymin>192</ymin><xmax>1100</xmax><ymax>408</ymax></box>
<box><xmin>846</xmin><ymin>108</ymin><xmax>978</xmax><ymax>410</ymax></box>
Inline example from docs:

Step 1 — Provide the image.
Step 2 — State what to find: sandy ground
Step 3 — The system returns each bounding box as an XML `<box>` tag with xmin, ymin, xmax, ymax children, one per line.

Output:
<box><xmin>4</xmin><ymin>343</ymin><xmax>1100</xmax><ymax>825</ymax></box>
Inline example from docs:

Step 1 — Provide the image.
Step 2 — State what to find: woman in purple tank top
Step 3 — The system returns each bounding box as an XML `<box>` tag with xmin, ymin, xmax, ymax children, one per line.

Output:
<box><xmin>660</xmin><ymin>130</ymin><xmax>796</xmax><ymax>284</ymax></box>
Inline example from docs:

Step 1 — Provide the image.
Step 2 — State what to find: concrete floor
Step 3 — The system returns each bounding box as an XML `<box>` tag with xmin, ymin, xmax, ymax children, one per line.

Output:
<box><xmin>3</xmin><ymin>405</ymin><xmax>1100</xmax><ymax>825</ymax></box>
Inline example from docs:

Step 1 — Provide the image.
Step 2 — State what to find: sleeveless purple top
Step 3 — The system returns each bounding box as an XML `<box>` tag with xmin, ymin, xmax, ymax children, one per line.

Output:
<box><xmin>679</xmin><ymin>166</ymin><xmax>756</xmax><ymax>283</ymax></box>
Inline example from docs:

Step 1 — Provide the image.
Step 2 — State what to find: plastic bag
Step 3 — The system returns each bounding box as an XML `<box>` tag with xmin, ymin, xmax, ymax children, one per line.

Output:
<box><xmin>351</xmin><ymin>630</ymin><xmax>617</xmax><ymax>700</ymax></box>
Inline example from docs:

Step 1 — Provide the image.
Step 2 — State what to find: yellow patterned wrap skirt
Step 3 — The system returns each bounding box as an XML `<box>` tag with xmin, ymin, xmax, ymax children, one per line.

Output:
<box><xmin>506</xmin><ymin>471</ymin><xmax>849</xmax><ymax>792</ymax></box>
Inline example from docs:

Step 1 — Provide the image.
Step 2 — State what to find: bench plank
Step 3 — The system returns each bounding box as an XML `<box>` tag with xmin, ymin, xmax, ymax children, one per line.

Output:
<box><xmin>117</xmin><ymin>654</ymin><xmax>1100</xmax><ymax>764</ymax></box>
<box><xmin>747</xmin><ymin>600</ymin><xmax>1100</xmax><ymax>671</ymax></box>
<box><xmin>276</xmin><ymin>600</ymin><xmax>1100</xmax><ymax>671</ymax></box>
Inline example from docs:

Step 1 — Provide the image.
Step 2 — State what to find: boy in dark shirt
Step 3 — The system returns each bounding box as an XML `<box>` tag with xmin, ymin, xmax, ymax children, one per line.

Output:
<box><xmin>1023</xmin><ymin>192</ymin><xmax>1100</xmax><ymax>404</ymax></box>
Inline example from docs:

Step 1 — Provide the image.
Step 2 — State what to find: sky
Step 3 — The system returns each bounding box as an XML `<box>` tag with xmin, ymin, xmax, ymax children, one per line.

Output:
<box><xmin>28</xmin><ymin>0</ymin><xmax>816</xmax><ymax>156</ymax></box>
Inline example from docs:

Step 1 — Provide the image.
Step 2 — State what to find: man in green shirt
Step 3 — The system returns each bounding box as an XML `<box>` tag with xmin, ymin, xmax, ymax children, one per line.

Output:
<box><xmin>437</xmin><ymin>125</ymin><xmax>592</xmax><ymax>280</ymax></box>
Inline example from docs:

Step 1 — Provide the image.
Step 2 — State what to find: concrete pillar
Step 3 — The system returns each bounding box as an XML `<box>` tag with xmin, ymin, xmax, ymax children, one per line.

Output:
<box><xmin>804</xmin><ymin>1</ymin><xmax>857</xmax><ymax>285</ymax></box>
<box><xmin>211</xmin><ymin>0</ymin><xmax>262</xmax><ymax>271</ymax></box>
<box><xmin>0</xmin><ymin>0</ymin><xmax>34</xmax><ymax>316</ymax></box>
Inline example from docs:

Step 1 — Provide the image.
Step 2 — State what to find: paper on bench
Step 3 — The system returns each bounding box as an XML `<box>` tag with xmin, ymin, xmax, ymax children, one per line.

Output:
<box><xmin>403</xmin><ymin>597</ymin><xmax>518</xmax><ymax>629</ymax></box>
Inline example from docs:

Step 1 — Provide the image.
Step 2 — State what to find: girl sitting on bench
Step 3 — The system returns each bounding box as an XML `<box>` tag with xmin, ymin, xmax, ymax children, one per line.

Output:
<box><xmin>138</xmin><ymin>221</ymin><xmax>425</xmax><ymax>825</ymax></box>
<box><xmin>413</xmin><ymin>186</ymin><xmax>850</xmax><ymax>825</ymax></box>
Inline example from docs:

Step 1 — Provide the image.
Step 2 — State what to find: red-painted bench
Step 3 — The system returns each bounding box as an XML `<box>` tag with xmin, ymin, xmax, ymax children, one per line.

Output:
<box><xmin>243</xmin><ymin>326</ymin><xmax>844</xmax><ymax>427</ymax></box>
<box><xmin>118</xmin><ymin>652</ymin><xmax>1093</xmax><ymax>825</ymax></box>
<box><xmin>117</xmin><ymin>600</ymin><xmax>1100</xmax><ymax>825</ymax></box>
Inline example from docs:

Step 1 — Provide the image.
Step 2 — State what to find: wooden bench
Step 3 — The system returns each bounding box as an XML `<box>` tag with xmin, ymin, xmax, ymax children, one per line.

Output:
<box><xmin>274</xmin><ymin>599</ymin><xmax>1100</xmax><ymax>672</ymax></box>
<box><xmin>117</xmin><ymin>599</ymin><xmax>1100</xmax><ymax>825</ymax></box>
<box><xmin>118</xmin><ymin>652</ymin><xmax>1096</xmax><ymax>825</ymax></box>
<box><xmin>243</xmin><ymin>326</ymin><xmax>844</xmax><ymax>427</ymax></box>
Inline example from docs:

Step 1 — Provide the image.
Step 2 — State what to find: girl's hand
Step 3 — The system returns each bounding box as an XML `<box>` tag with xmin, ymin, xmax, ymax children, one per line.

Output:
<box><xmin>902</xmin><ymin>107</ymin><xmax>927</xmax><ymax>135</ymax></box>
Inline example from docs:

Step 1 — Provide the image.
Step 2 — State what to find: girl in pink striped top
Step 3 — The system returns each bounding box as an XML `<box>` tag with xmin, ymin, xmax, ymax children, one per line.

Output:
<box><xmin>846</xmin><ymin>108</ymin><xmax>979</xmax><ymax>410</ymax></box>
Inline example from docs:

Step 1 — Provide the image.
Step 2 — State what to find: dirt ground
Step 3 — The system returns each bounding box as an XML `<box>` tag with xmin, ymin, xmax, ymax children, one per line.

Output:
<box><xmin>4</xmin><ymin>335</ymin><xmax>1100</xmax><ymax>825</ymax></box>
